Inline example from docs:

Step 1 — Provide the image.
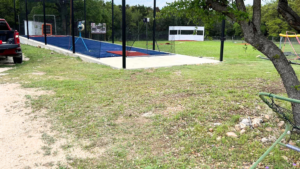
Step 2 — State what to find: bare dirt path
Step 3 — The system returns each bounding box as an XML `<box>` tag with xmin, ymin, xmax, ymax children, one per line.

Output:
<box><xmin>0</xmin><ymin>59</ymin><xmax>100</xmax><ymax>168</ymax></box>
<box><xmin>0</xmin><ymin>83</ymin><xmax>61</xmax><ymax>169</ymax></box>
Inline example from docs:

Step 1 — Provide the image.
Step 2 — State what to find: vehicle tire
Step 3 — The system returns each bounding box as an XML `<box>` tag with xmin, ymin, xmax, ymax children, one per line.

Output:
<box><xmin>13</xmin><ymin>56</ymin><xmax>23</xmax><ymax>64</ymax></box>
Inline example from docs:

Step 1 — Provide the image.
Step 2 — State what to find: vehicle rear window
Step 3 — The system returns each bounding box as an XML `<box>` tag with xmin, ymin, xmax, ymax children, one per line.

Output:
<box><xmin>0</xmin><ymin>21</ymin><xmax>9</xmax><ymax>30</ymax></box>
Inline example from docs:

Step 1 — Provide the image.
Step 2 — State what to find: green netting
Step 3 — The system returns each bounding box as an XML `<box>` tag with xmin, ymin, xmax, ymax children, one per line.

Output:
<box><xmin>259</xmin><ymin>92</ymin><xmax>300</xmax><ymax>130</ymax></box>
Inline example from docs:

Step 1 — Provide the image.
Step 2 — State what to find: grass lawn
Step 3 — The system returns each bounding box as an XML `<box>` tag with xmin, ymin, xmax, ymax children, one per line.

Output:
<box><xmin>2</xmin><ymin>40</ymin><xmax>300</xmax><ymax>168</ymax></box>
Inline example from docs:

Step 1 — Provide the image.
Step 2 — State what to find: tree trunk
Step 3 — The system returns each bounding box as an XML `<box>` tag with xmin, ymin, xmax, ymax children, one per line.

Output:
<box><xmin>278</xmin><ymin>0</ymin><xmax>300</xmax><ymax>33</ymax></box>
<box><xmin>208</xmin><ymin>0</ymin><xmax>300</xmax><ymax>126</ymax></box>
<box><xmin>239</xmin><ymin>21</ymin><xmax>300</xmax><ymax>125</ymax></box>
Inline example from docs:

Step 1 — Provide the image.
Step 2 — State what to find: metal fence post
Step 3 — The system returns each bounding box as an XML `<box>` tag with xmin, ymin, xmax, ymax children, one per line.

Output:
<box><xmin>122</xmin><ymin>0</ymin><xmax>126</xmax><ymax>69</ymax></box>
<box><xmin>220</xmin><ymin>19</ymin><xmax>226</xmax><ymax>62</ymax></box>
<box><xmin>153</xmin><ymin>0</ymin><xmax>156</xmax><ymax>50</ymax></box>
<box><xmin>71</xmin><ymin>0</ymin><xmax>75</xmax><ymax>53</ymax></box>
<box><xmin>43</xmin><ymin>0</ymin><xmax>47</xmax><ymax>45</ymax></box>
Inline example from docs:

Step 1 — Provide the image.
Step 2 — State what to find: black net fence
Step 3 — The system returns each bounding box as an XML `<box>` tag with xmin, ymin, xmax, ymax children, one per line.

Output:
<box><xmin>18</xmin><ymin>0</ymin><xmax>175</xmax><ymax>58</ymax></box>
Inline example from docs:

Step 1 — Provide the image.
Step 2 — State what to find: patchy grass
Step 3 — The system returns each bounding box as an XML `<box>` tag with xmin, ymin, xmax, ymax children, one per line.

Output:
<box><xmin>41</xmin><ymin>133</ymin><xmax>56</xmax><ymax>146</ymax></box>
<box><xmin>118</xmin><ymin>40</ymin><xmax>264</xmax><ymax>61</ymax></box>
<box><xmin>2</xmin><ymin>42</ymin><xmax>300</xmax><ymax>168</ymax></box>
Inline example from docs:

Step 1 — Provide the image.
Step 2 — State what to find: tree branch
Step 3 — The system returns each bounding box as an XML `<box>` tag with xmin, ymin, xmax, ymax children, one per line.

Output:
<box><xmin>206</xmin><ymin>0</ymin><xmax>236</xmax><ymax>20</ymax></box>
<box><xmin>235</xmin><ymin>0</ymin><xmax>246</xmax><ymax>11</ymax></box>
<box><xmin>278</xmin><ymin>0</ymin><xmax>300</xmax><ymax>33</ymax></box>
<box><xmin>252</xmin><ymin>0</ymin><xmax>261</xmax><ymax>34</ymax></box>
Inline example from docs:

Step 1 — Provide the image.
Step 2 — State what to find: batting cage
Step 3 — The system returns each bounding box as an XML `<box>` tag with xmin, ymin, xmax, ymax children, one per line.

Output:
<box><xmin>18</xmin><ymin>0</ymin><xmax>175</xmax><ymax>68</ymax></box>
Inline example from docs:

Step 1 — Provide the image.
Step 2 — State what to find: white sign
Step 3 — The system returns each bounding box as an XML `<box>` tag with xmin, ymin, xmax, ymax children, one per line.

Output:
<box><xmin>91</xmin><ymin>23</ymin><xmax>106</xmax><ymax>34</ymax></box>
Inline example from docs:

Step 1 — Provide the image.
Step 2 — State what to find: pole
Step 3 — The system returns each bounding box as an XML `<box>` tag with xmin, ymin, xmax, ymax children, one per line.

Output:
<box><xmin>122</xmin><ymin>0</ymin><xmax>126</xmax><ymax>69</ymax></box>
<box><xmin>43</xmin><ymin>0</ymin><xmax>47</xmax><ymax>45</ymax></box>
<box><xmin>146</xmin><ymin>23</ymin><xmax>148</xmax><ymax>52</ymax></box>
<box><xmin>112</xmin><ymin>0</ymin><xmax>114</xmax><ymax>43</ymax></box>
<box><xmin>84</xmin><ymin>0</ymin><xmax>87</xmax><ymax>38</ymax></box>
<box><xmin>18</xmin><ymin>15</ymin><xmax>20</xmax><ymax>32</ymax></box>
<box><xmin>65</xmin><ymin>15</ymin><xmax>68</xmax><ymax>35</ymax></box>
<box><xmin>153</xmin><ymin>0</ymin><xmax>156</xmax><ymax>50</ymax></box>
<box><xmin>14</xmin><ymin>0</ymin><xmax>16</xmax><ymax>30</ymax></box>
<box><xmin>71</xmin><ymin>0</ymin><xmax>75</xmax><ymax>53</ymax></box>
<box><xmin>25</xmin><ymin>0</ymin><xmax>29</xmax><ymax>39</ymax></box>
<box><xmin>220</xmin><ymin>19</ymin><xmax>225</xmax><ymax>62</ymax></box>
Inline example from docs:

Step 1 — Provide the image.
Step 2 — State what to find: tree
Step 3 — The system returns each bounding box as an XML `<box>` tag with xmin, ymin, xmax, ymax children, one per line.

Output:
<box><xmin>278</xmin><ymin>0</ymin><xmax>300</xmax><ymax>33</ymax></box>
<box><xmin>168</xmin><ymin>0</ymin><xmax>300</xmax><ymax>126</ymax></box>
<box><xmin>0</xmin><ymin>0</ymin><xmax>19</xmax><ymax>28</ymax></box>
<box><xmin>261</xmin><ymin>1</ymin><xmax>290</xmax><ymax>37</ymax></box>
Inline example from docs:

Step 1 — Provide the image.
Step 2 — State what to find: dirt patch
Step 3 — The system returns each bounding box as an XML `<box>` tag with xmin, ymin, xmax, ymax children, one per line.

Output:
<box><xmin>0</xmin><ymin>68</ymin><xmax>13</xmax><ymax>76</ymax></box>
<box><xmin>0</xmin><ymin>55</ymin><xmax>29</xmax><ymax>65</ymax></box>
<box><xmin>174</xmin><ymin>71</ymin><xmax>182</xmax><ymax>76</ymax></box>
<box><xmin>0</xmin><ymin>67</ymin><xmax>13</xmax><ymax>73</ymax></box>
<box><xmin>0</xmin><ymin>83</ymin><xmax>103</xmax><ymax>169</ymax></box>
<box><xmin>32</xmin><ymin>72</ymin><xmax>46</xmax><ymax>76</ymax></box>
<box><xmin>262</xmin><ymin>80</ymin><xmax>285</xmax><ymax>94</ymax></box>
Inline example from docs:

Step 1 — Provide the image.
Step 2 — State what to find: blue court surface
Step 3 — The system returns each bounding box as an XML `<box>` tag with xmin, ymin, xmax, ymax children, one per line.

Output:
<box><xmin>29</xmin><ymin>36</ymin><xmax>168</xmax><ymax>58</ymax></box>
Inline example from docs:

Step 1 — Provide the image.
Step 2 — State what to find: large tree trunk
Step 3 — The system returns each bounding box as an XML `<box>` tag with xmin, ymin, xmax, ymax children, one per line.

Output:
<box><xmin>278</xmin><ymin>0</ymin><xmax>300</xmax><ymax>33</ymax></box>
<box><xmin>277</xmin><ymin>0</ymin><xmax>300</xmax><ymax>126</ymax></box>
<box><xmin>239</xmin><ymin>21</ymin><xmax>300</xmax><ymax>125</ymax></box>
<box><xmin>207</xmin><ymin>0</ymin><xmax>300</xmax><ymax>126</ymax></box>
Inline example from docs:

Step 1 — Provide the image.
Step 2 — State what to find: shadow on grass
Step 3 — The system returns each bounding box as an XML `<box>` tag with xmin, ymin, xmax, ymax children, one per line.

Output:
<box><xmin>0</xmin><ymin>56</ymin><xmax>15</xmax><ymax>68</ymax></box>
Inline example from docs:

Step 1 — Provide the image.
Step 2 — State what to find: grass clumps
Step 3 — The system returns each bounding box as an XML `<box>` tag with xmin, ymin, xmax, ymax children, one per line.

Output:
<box><xmin>1</xmin><ymin>42</ymin><xmax>300</xmax><ymax>168</ymax></box>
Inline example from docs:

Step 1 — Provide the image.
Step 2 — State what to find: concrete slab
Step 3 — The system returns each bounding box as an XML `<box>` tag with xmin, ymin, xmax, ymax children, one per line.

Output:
<box><xmin>20</xmin><ymin>37</ymin><xmax>219</xmax><ymax>69</ymax></box>
<box><xmin>98</xmin><ymin>55</ymin><xmax>219</xmax><ymax>69</ymax></box>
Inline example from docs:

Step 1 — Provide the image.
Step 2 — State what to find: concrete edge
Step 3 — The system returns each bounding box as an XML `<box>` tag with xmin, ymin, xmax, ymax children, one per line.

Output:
<box><xmin>20</xmin><ymin>36</ymin><xmax>121</xmax><ymax>69</ymax></box>
<box><xmin>20</xmin><ymin>37</ymin><xmax>220</xmax><ymax>70</ymax></box>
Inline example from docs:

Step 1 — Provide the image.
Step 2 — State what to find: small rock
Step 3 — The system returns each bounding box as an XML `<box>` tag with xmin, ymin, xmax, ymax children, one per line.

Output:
<box><xmin>226</xmin><ymin>132</ymin><xmax>238</xmax><ymax>138</ymax></box>
<box><xmin>216</xmin><ymin>136</ymin><xmax>221</xmax><ymax>141</ymax></box>
<box><xmin>289</xmin><ymin>141</ymin><xmax>296</xmax><ymax>146</ymax></box>
<box><xmin>275</xmin><ymin>118</ymin><xmax>280</xmax><ymax>122</ymax></box>
<box><xmin>264</xmin><ymin>115</ymin><xmax>271</xmax><ymax>122</ymax></box>
<box><xmin>23</xmin><ymin>57</ymin><xmax>30</xmax><ymax>61</ymax></box>
<box><xmin>235</xmin><ymin>124</ymin><xmax>241</xmax><ymax>131</ymax></box>
<box><xmin>51</xmin><ymin>52</ymin><xmax>54</xmax><ymax>54</ymax></box>
<box><xmin>240</xmin><ymin>123</ymin><xmax>247</xmax><ymax>129</ymax></box>
<box><xmin>209</xmin><ymin>128</ymin><xmax>213</xmax><ymax>132</ymax></box>
<box><xmin>252</xmin><ymin>118</ymin><xmax>263</xmax><ymax>128</ymax></box>
<box><xmin>278</xmin><ymin>121</ymin><xmax>285</xmax><ymax>128</ymax></box>
<box><xmin>207</xmin><ymin>132</ymin><xmax>213</xmax><ymax>137</ymax></box>
<box><xmin>213</xmin><ymin>123</ymin><xmax>221</xmax><ymax>126</ymax></box>
<box><xmin>253</xmin><ymin>123</ymin><xmax>260</xmax><ymax>128</ymax></box>
<box><xmin>265</xmin><ymin>127</ymin><xmax>272</xmax><ymax>132</ymax></box>
<box><xmin>262</xmin><ymin>137</ymin><xmax>269</xmax><ymax>143</ymax></box>
<box><xmin>240</xmin><ymin>129</ymin><xmax>246</xmax><ymax>134</ymax></box>
<box><xmin>268</xmin><ymin>136</ymin><xmax>276</xmax><ymax>142</ymax></box>
<box><xmin>142</xmin><ymin>112</ymin><xmax>155</xmax><ymax>117</ymax></box>
<box><xmin>241</xmin><ymin>119</ymin><xmax>251</xmax><ymax>126</ymax></box>
<box><xmin>282</xmin><ymin>156</ymin><xmax>288</xmax><ymax>161</ymax></box>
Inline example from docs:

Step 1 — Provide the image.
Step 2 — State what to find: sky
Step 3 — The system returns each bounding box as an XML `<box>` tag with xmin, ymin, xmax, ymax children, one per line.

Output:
<box><xmin>113</xmin><ymin>0</ymin><xmax>258</xmax><ymax>9</ymax></box>
<box><xmin>113</xmin><ymin>0</ymin><xmax>174</xmax><ymax>8</ymax></box>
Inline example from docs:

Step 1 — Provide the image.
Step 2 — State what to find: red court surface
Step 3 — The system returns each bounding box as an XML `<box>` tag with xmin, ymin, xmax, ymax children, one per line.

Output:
<box><xmin>107</xmin><ymin>51</ymin><xmax>149</xmax><ymax>56</ymax></box>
